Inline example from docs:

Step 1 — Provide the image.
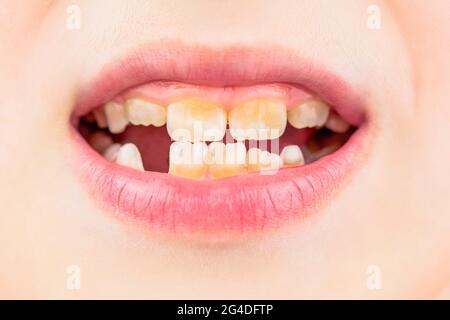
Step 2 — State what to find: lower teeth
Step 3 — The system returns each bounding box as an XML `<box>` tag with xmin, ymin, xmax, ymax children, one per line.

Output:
<box><xmin>81</xmin><ymin>118</ymin><xmax>352</xmax><ymax>180</ymax></box>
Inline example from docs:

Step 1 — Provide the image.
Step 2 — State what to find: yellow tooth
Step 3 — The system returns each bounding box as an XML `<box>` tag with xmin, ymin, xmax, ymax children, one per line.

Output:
<box><xmin>168</xmin><ymin>142</ymin><xmax>208</xmax><ymax>179</ymax></box>
<box><xmin>166</xmin><ymin>99</ymin><xmax>226</xmax><ymax>142</ymax></box>
<box><xmin>104</xmin><ymin>101</ymin><xmax>129</xmax><ymax>134</ymax></box>
<box><xmin>125</xmin><ymin>98</ymin><xmax>166</xmax><ymax>127</ymax></box>
<box><xmin>280</xmin><ymin>145</ymin><xmax>304</xmax><ymax>166</ymax></box>
<box><xmin>115</xmin><ymin>143</ymin><xmax>144</xmax><ymax>171</ymax></box>
<box><xmin>228</xmin><ymin>99</ymin><xmax>287</xmax><ymax>141</ymax></box>
<box><xmin>247</xmin><ymin>148</ymin><xmax>283</xmax><ymax>173</ymax></box>
<box><xmin>287</xmin><ymin>98</ymin><xmax>330</xmax><ymax>129</ymax></box>
<box><xmin>325</xmin><ymin>112</ymin><xmax>350</xmax><ymax>133</ymax></box>
<box><xmin>207</xmin><ymin>142</ymin><xmax>247</xmax><ymax>179</ymax></box>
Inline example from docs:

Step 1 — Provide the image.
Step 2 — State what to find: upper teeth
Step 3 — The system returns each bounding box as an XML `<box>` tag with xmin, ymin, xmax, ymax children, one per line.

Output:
<box><xmin>98</xmin><ymin>97</ymin><xmax>335</xmax><ymax>140</ymax></box>
<box><xmin>126</xmin><ymin>98</ymin><xmax>166</xmax><ymax>127</ymax></box>
<box><xmin>325</xmin><ymin>112</ymin><xmax>350</xmax><ymax>133</ymax></box>
<box><xmin>228</xmin><ymin>99</ymin><xmax>287</xmax><ymax>141</ymax></box>
<box><xmin>104</xmin><ymin>101</ymin><xmax>129</xmax><ymax>134</ymax></box>
<box><xmin>166</xmin><ymin>99</ymin><xmax>227</xmax><ymax>142</ymax></box>
<box><xmin>287</xmin><ymin>98</ymin><xmax>330</xmax><ymax>129</ymax></box>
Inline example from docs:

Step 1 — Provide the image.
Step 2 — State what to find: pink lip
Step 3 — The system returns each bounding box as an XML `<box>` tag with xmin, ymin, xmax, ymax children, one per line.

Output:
<box><xmin>71</xmin><ymin>41</ymin><xmax>370</xmax><ymax>235</ymax></box>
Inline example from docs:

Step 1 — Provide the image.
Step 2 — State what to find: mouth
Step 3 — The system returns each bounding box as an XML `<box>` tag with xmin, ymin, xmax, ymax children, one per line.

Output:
<box><xmin>71</xmin><ymin>42</ymin><xmax>369</xmax><ymax>236</ymax></box>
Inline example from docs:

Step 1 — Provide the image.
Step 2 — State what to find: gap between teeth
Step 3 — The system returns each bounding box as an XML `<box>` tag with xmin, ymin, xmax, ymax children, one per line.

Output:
<box><xmin>103</xmin><ymin>141</ymin><xmax>305</xmax><ymax>179</ymax></box>
<box><xmin>99</xmin><ymin>97</ymin><xmax>338</xmax><ymax>138</ymax></box>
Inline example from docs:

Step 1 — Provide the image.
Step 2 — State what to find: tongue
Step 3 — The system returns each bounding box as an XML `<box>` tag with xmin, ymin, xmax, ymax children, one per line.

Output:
<box><xmin>116</xmin><ymin>124</ymin><xmax>314</xmax><ymax>172</ymax></box>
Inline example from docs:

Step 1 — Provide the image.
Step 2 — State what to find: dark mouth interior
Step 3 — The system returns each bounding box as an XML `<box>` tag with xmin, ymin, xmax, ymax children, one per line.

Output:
<box><xmin>79</xmin><ymin>117</ymin><xmax>355</xmax><ymax>174</ymax></box>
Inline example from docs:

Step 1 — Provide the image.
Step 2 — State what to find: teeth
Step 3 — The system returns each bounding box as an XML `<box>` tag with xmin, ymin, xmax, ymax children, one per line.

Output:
<box><xmin>167</xmin><ymin>99</ymin><xmax>226</xmax><ymax>142</ymax></box>
<box><xmin>247</xmin><ymin>148</ymin><xmax>283</xmax><ymax>173</ymax></box>
<box><xmin>325</xmin><ymin>112</ymin><xmax>350</xmax><ymax>133</ymax></box>
<box><xmin>103</xmin><ymin>143</ymin><xmax>121</xmax><ymax>162</ymax></box>
<box><xmin>280</xmin><ymin>145</ymin><xmax>304</xmax><ymax>166</ymax></box>
<box><xmin>169</xmin><ymin>142</ymin><xmax>208</xmax><ymax>179</ymax></box>
<box><xmin>115</xmin><ymin>143</ymin><xmax>144</xmax><ymax>171</ymax></box>
<box><xmin>287</xmin><ymin>99</ymin><xmax>330</xmax><ymax>129</ymax></box>
<box><xmin>93</xmin><ymin>107</ymin><xmax>108</xmax><ymax>129</ymax></box>
<box><xmin>104</xmin><ymin>101</ymin><xmax>129</xmax><ymax>134</ymax></box>
<box><xmin>88</xmin><ymin>132</ymin><xmax>113</xmax><ymax>153</ymax></box>
<box><xmin>229</xmin><ymin>99</ymin><xmax>287</xmax><ymax>141</ymax></box>
<box><xmin>125</xmin><ymin>98</ymin><xmax>166</xmax><ymax>127</ymax></box>
<box><xmin>207</xmin><ymin>142</ymin><xmax>247</xmax><ymax>179</ymax></box>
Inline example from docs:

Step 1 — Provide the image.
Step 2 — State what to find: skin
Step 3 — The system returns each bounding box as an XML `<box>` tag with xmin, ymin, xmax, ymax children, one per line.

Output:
<box><xmin>0</xmin><ymin>0</ymin><xmax>449</xmax><ymax>299</ymax></box>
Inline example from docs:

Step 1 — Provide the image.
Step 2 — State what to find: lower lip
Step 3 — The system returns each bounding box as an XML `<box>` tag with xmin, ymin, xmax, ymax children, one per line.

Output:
<box><xmin>72</xmin><ymin>124</ymin><xmax>368</xmax><ymax>235</ymax></box>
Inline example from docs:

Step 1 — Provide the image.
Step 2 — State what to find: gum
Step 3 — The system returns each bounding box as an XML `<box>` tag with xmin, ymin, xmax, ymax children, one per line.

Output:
<box><xmin>115</xmin><ymin>81</ymin><xmax>313</xmax><ymax>110</ymax></box>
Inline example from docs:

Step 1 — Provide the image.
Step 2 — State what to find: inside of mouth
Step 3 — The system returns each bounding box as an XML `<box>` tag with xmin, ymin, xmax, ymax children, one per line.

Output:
<box><xmin>77</xmin><ymin>81</ymin><xmax>356</xmax><ymax>180</ymax></box>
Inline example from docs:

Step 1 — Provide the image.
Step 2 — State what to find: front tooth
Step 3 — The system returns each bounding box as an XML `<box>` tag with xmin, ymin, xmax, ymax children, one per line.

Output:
<box><xmin>207</xmin><ymin>142</ymin><xmax>247</xmax><ymax>179</ymax></box>
<box><xmin>115</xmin><ymin>143</ymin><xmax>144</xmax><ymax>171</ymax></box>
<box><xmin>104</xmin><ymin>101</ymin><xmax>129</xmax><ymax>134</ymax></box>
<box><xmin>103</xmin><ymin>143</ymin><xmax>121</xmax><ymax>162</ymax></box>
<box><xmin>280</xmin><ymin>145</ymin><xmax>305</xmax><ymax>166</ymax></box>
<box><xmin>167</xmin><ymin>99</ymin><xmax>226</xmax><ymax>142</ymax></box>
<box><xmin>287</xmin><ymin>99</ymin><xmax>330</xmax><ymax>129</ymax></box>
<box><xmin>229</xmin><ymin>99</ymin><xmax>287</xmax><ymax>141</ymax></box>
<box><xmin>247</xmin><ymin>148</ymin><xmax>283</xmax><ymax>173</ymax></box>
<box><xmin>125</xmin><ymin>98</ymin><xmax>166</xmax><ymax>127</ymax></box>
<box><xmin>325</xmin><ymin>112</ymin><xmax>350</xmax><ymax>133</ymax></box>
<box><xmin>169</xmin><ymin>142</ymin><xmax>208</xmax><ymax>179</ymax></box>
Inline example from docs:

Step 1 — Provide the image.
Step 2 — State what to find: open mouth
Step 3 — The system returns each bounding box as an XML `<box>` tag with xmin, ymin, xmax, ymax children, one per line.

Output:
<box><xmin>71</xmin><ymin>43</ymin><xmax>369</xmax><ymax>236</ymax></box>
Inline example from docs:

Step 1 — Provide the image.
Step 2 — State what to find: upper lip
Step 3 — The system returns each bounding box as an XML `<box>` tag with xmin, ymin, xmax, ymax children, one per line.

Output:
<box><xmin>71</xmin><ymin>41</ymin><xmax>370</xmax><ymax>236</ymax></box>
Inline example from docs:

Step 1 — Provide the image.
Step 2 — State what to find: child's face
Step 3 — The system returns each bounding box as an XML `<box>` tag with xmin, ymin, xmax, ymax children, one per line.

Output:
<box><xmin>0</xmin><ymin>0</ymin><xmax>449</xmax><ymax>298</ymax></box>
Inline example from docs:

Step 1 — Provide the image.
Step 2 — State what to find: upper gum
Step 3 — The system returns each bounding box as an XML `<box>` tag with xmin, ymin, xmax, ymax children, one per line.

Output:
<box><xmin>117</xmin><ymin>81</ymin><xmax>313</xmax><ymax>110</ymax></box>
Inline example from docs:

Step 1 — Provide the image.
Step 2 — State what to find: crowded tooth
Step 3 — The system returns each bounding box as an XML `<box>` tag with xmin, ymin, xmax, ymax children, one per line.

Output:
<box><xmin>229</xmin><ymin>99</ymin><xmax>287</xmax><ymax>141</ymax></box>
<box><xmin>247</xmin><ymin>148</ymin><xmax>283</xmax><ymax>173</ymax></box>
<box><xmin>93</xmin><ymin>107</ymin><xmax>108</xmax><ymax>129</ymax></box>
<box><xmin>287</xmin><ymin>99</ymin><xmax>330</xmax><ymax>129</ymax></box>
<box><xmin>207</xmin><ymin>142</ymin><xmax>247</xmax><ymax>179</ymax></box>
<box><xmin>103</xmin><ymin>143</ymin><xmax>121</xmax><ymax>162</ymax></box>
<box><xmin>280</xmin><ymin>145</ymin><xmax>305</xmax><ymax>166</ymax></box>
<box><xmin>167</xmin><ymin>99</ymin><xmax>226</xmax><ymax>142</ymax></box>
<box><xmin>88</xmin><ymin>132</ymin><xmax>114</xmax><ymax>153</ymax></box>
<box><xmin>115</xmin><ymin>143</ymin><xmax>144</xmax><ymax>171</ymax></box>
<box><xmin>325</xmin><ymin>112</ymin><xmax>350</xmax><ymax>133</ymax></box>
<box><xmin>169</xmin><ymin>142</ymin><xmax>208</xmax><ymax>179</ymax></box>
<box><xmin>125</xmin><ymin>98</ymin><xmax>166</xmax><ymax>127</ymax></box>
<box><xmin>104</xmin><ymin>101</ymin><xmax>129</xmax><ymax>134</ymax></box>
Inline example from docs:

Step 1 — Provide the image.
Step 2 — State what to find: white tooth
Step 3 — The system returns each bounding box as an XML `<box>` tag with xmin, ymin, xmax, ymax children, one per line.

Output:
<box><xmin>169</xmin><ymin>142</ymin><xmax>208</xmax><ymax>179</ymax></box>
<box><xmin>104</xmin><ymin>101</ymin><xmax>129</xmax><ymax>134</ymax></box>
<box><xmin>167</xmin><ymin>99</ymin><xmax>226</xmax><ymax>142</ymax></box>
<box><xmin>102</xmin><ymin>143</ymin><xmax>121</xmax><ymax>162</ymax></box>
<box><xmin>288</xmin><ymin>99</ymin><xmax>330</xmax><ymax>129</ymax></box>
<box><xmin>325</xmin><ymin>112</ymin><xmax>350</xmax><ymax>133</ymax></box>
<box><xmin>93</xmin><ymin>107</ymin><xmax>108</xmax><ymax>129</ymax></box>
<box><xmin>88</xmin><ymin>132</ymin><xmax>114</xmax><ymax>153</ymax></box>
<box><xmin>115</xmin><ymin>143</ymin><xmax>144</xmax><ymax>171</ymax></box>
<box><xmin>247</xmin><ymin>148</ymin><xmax>283</xmax><ymax>173</ymax></box>
<box><xmin>229</xmin><ymin>99</ymin><xmax>287</xmax><ymax>141</ymax></box>
<box><xmin>207</xmin><ymin>142</ymin><xmax>247</xmax><ymax>179</ymax></box>
<box><xmin>280</xmin><ymin>145</ymin><xmax>305</xmax><ymax>166</ymax></box>
<box><xmin>125</xmin><ymin>98</ymin><xmax>166</xmax><ymax>127</ymax></box>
